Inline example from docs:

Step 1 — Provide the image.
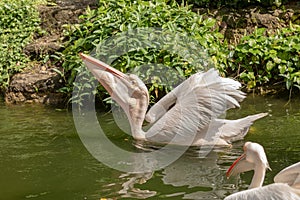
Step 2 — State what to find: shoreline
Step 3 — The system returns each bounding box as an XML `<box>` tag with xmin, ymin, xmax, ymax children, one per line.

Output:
<box><xmin>2</xmin><ymin>0</ymin><xmax>299</xmax><ymax>106</ymax></box>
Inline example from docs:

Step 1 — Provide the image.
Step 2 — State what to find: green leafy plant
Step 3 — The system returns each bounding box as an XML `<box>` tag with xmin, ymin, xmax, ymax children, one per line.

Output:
<box><xmin>0</xmin><ymin>0</ymin><xmax>41</xmax><ymax>90</ymax></box>
<box><xmin>60</xmin><ymin>0</ymin><xmax>228</xmax><ymax>105</ymax></box>
<box><xmin>185</xmin><ymin>0</ymin><xmax>291</xmax><ymax>8</ymax></box>
<box><xmin>230</xmin><ymin>24</ymin><xmax>300</xmax><ymax>91</ymax></box>
<box><xmin>59</xmin><ymin>0</ymin><xmax>300</xmax><ymax>106</ymax></box>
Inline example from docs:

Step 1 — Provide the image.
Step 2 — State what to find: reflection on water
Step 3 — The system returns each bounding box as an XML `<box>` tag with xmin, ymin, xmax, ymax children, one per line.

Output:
<box><xmin>100</xmin><ymin>143</ymin><xmax>246</xmax><ymax>200</ymax></box>
<box><xmin>0</xmin><ymin>95</ymin><xmax>300</xmax><ymax>199</ymax></box>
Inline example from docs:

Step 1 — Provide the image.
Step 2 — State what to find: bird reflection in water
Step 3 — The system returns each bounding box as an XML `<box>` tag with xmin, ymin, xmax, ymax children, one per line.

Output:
<box><xmin>102</xmin><ymin>142</ymin><xmax>244</xmax><ymax>199</ymax></box>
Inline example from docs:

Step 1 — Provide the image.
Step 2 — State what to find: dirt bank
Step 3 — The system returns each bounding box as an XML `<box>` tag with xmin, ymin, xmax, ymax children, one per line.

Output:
<box><xmin>5</xmin><ymin>0</ymin><xmax>97</xmax><ymax>105</ymax></box>
<box><xmin>4</xmin><ymin>0</ymin><xmax>300</xmax><ymax>105</ymax></box>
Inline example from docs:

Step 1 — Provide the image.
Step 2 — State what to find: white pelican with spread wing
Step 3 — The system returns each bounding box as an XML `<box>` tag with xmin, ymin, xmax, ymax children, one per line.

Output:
<box><xmin>226</xmin><ymin>142</ymin><xmax>300</xmax><ymax>199</ymax></box>
<box><xmin>80</xmin><ymin>53</ymin><xmax>267</xmax><ymax>146</ymax></box>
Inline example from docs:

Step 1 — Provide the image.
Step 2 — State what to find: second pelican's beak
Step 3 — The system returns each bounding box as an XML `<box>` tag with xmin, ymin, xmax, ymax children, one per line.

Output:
<box><xmin>226</xmin><ymin>153</ymin><xmax>247</xmax><ymax>178</ymax></box>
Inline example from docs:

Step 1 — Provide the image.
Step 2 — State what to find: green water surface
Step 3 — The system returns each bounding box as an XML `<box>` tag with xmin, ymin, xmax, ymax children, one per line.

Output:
<box><xmin>0</xmin><ymin>95</ymin><xmax>299</xmax><ymax>200</ymax></box>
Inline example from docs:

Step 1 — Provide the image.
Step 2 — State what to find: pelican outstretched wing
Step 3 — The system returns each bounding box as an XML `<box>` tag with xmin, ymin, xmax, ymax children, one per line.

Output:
<box><xmin>144</xmin><ymin>69</ymin><xmax>246</xmax><ymax>145</ymax></box>
<box><xmin>145</xmin><ymin>69</ymin><xmax>244</xmax><ymax>124</ymax></box>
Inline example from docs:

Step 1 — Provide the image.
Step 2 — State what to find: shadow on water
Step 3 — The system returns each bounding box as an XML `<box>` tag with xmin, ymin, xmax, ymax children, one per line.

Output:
<box><xmin>0</xmin><ymin>95</ymin><xmax>300</xmax><ymax>199</ymax></box>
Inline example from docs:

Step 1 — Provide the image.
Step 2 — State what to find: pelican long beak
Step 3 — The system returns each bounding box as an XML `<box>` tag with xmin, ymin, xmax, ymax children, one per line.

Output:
<box><xmin>226</xmin><ymin>153</ymin><xmax>247</xmax><ymax>178</ymax></box>
<box><xmin>79</xmin><ymin>53</ymin><xmax>126</xmax><ymax>79</ymax></box>
<box><xmin>79</xmin><ymin>53</ymin><xmax>130</xmax><ymax>99</ymax></box>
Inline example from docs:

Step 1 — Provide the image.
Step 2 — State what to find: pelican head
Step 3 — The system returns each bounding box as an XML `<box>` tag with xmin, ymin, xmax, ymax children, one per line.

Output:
<box><xmin>226</xmin><ymin>142</ymin><xmax>271</xmax><ymax>188</ymax></box>
<box><xmin>80</xmin><ymin>53</ymin><xmax>149</xmax><ymax>139</ymax></box>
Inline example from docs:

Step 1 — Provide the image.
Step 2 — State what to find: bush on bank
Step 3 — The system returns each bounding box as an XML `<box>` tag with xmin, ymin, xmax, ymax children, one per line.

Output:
<box><xmin>60</xmin><ymin>0</ymin><xmax>300</xmax><ymax>104</ymax></box>
<box><xmin>185</xmin><ymin>0</ymin><xmax>291</xmax><ymax>8</ymax></box>
<box><xmin>60</xmin><ymin>0</ymin><xmax>228</xmax><ymax>104</ymax></box>
<box><xmin>1</xmin><ymin>0</ymin><xmax>299</xmax><ymax>103</ymax></box>
<box><xmin>0</xmin><ymin>0</ymin><xmax>42</xmax><ymax>91</ymax></box>
<box><xmin>230</xmin><ymin>25</ymin><xmax>300</xmax><ymax>91</ymax></box>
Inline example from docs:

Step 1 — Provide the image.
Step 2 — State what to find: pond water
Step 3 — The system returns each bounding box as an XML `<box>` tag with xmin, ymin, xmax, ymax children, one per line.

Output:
<box><xmin>0</xmin><ymin>95</ymin><xmax>299</xmax><ymax>200</ymax></box>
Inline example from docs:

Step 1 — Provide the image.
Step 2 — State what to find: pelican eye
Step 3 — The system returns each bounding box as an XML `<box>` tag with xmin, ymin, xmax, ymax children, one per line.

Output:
<box><xmin>130</xmin><ymin>79</ymin><xmax>137</xmax><ymax>85</ymax></box>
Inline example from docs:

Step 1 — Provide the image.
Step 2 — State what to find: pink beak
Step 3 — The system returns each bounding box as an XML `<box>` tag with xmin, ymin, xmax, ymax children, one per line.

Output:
<box><xmin>226</xmin><ymin>153</ymin><xmax>246</xmax><ymax>178</ymax></box>
<box><xmin>79</xmin><ymin>53</ymin><xmax>126</xmax><ymax>79</ymax></box>
<box><xmin>79</xmin><ymin>53</ymin><xmax>130</xmax><ymax>97</ymax></box>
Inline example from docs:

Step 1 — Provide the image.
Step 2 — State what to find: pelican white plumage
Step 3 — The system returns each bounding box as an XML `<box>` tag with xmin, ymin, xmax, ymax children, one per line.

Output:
<box><xmin>80</xmin><ymin>53</ymin><xmax>267</xmax><ymax>146</ymax></box>
<box><xmin>225</xmin><ymin>142</ymin><xmax>300</xmax><ymax>200</ymax></box>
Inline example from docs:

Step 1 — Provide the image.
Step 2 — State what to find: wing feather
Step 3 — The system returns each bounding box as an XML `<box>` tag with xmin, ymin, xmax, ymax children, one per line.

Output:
<box><xmin>145</xmin><ymin>69</ymin><xmax>246</xmax><ymax>145</ymax></box>
<box><xmin>215</xmin><ymin>113</ymin><xmax>268</xmax><ymax>143</ymax></box>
